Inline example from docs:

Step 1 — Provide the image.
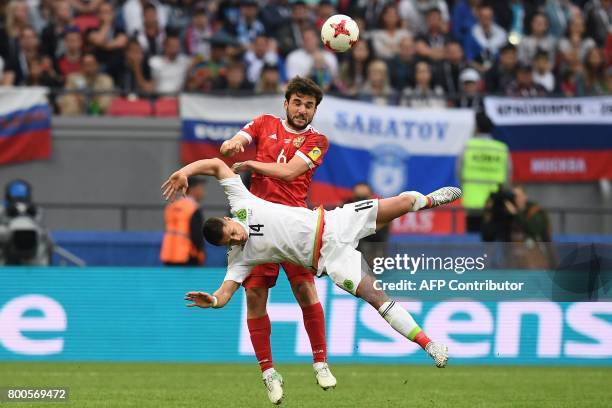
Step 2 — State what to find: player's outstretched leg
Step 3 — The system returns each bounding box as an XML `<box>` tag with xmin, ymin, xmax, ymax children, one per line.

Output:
<box><xmin>375</xmin><ymin>187</ymin><xmax>462</xmax><ymax>229</ymax></box>
<box><xmin>355</xmin><ymin>274</ymin><xmax>449</xmax><ymax>368</ymax></box>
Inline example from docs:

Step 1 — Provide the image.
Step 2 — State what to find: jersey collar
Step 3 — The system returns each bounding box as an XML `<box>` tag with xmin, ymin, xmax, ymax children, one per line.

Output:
<box><xmin>281</xmin><ymin>119</ymin><xmax>311</xmax><ymax>134</ymax></box>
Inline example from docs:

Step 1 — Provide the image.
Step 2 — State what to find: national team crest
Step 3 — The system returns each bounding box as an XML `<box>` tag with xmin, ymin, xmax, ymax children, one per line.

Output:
<box><xmin>293</xmin><ymin>136</ymin><xmax>305</xmax><ymax>148</ymax></box>
<box><xmin>368</xmin><ymin>145</ymin><xmax>409</xmax><ymax>197</ymax></box>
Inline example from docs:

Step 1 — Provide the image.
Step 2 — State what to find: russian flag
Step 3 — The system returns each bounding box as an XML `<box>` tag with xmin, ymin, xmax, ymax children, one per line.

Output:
<box><xmin>485</xmin><ymin>97</ymin><xmax>612</xmax><ymax>182</ymax></box>
<box><xmin>180</xmin><ymin>94</ymin><xmax>284</xmax><ymax>165</ymax></box>
<box><xmin>0</xmin><ymin>87</ymin><xmax>52</xmax><ymax>166</ymax></box>
<box><xmin>309</xmin><ymin>96</ymin><xmax>474</xmax><ymax>205</ymax></box>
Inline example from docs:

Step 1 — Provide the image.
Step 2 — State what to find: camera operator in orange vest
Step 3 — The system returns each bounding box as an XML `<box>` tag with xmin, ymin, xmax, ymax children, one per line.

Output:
<box><xmin>160</xmin><ymin>177</ymin><xmax>206</xmax><ymax>266</ymax></box>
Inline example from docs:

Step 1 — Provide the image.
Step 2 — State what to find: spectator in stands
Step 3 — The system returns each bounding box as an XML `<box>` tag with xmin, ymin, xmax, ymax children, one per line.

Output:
<box><xmin>315</xmin><ymin>0</ymin><xmax>336</xmax><ymax>30</ymax></box>
<box><xmin>255</xmin><ymin>62</ymin><xmax>283</xmax><ymax>94</ymax></box>
<box><xmin>584</xmin><ymin>0</ymin><xmax>612</xmax><ymax>47</ymax></box>
<box><xmin>87</xmin><ymin>2</ymin><xmax>127</xmax><ymax>70</ymax></box>
<box><xmin>123</xmin><ymin>0</ymin><xmax>168</xmax><ymax>38</ymax></box>
<box><xmin>40</xmin><ymin>0</ymin><xmax>74</xmax><ymax>61</ymax></box>
<box><xmin>361</xmin><ymin>0</ymin><xmax>388</xmax><ymax>33</ymax></box>
<box><xmin>259</xmin><ymin>0</ymin><xmax>292</xmax><ymax>38</ymax></box>
<box><xmin>371</xmin><ymin>3</ymin><xmax>412</xmax><ymax>61</ymax></box>
<box><xmin>335</xmin><ymin>39</ymin><xmax>372</xmax><ymax>96</ymax></box>
<box><xmin>56</xmin><ymin>26</ymin><xmax>82</xmax><ymax>79</ymax></box>
<box><xmin>58</xmin><ymin>52</ymin><xmax>114</xmax><ymax>115</ymax></box>
<box><xmin>185</xmin><ymin>35</ymin><xmax>229</xmax><ymax>92</ymax></box>
<box><xmin>518</xmin><ymin>13</ymin><xmax>557</xmax><ymax>65</ymax></box>
<box><xmin>244</xmin><ymin>34</ymin><xmax>280</xmax><ymax>85</ymax></box>
<box><xmin>108</xmin><ymin>38</ymin><xmax>153</xmax><ymax>95</ymax></box>
<box><xmin>505</xmin><ymin>62</ymin><xmax>548</xmax><ymax>97</ymax></box>
<box><xmin>137</xmin><ymin>3</ymin><xmax>165</xmax><ymax>56</ymax></box>
<box><xmin>285</xmin><ymin>27</ymin><xmax>337</xmax><ymax>79</ymax></box>
<box><xmin>451</xmin><ymin>68</ymin><xmax>482</xmax><ymax>111</ymax></box>
<box><xmin>576</xmin><ymin>47</ymin><xmax>608</xmax><ymax>95</ymax></box>
<box><xmin>149</xmin><ymin>34</ymin><xmax>190</xmax><ymax>93</ymax></box>
<box><xmin>0</xmin><ymin>0</ymin><xmax>32</xmax><ymax>62</ymax></box>
<box><xmin>464</xmin><ymin>4</ymin><xmax>507</xmax><ymax>71</ymax></box>
<box><xmin>533</xmin><ymin>50</ymin><xmax>556</xmax><ymax>93</ymax></box>
<box><xmin>275</xmin><ymin>1</ymin><xmax>311</xmax><ymax>56</ymax></box>
<box><xmin>184</xmin><ymin>2</ymin><xmax>214</xmax><ymax>59</ymax></box>
<box><xmin>399</xmin><ymin>0</ymin><xmax>450</xmax><ymax>35</ymax></box>
<box><xmin>165</xmin><ymin>0</ymin><xmax>194</xmax><ymax>33</ymax></box>
<box><xmin>544</xmin><ymin>0</ymin><xmax>577</xmax><ymax>38</ymax></box>
<box><xmin>451</xmin><ymin>0</ymin><xmax>480</xmax><ymax>45</ymax></box>
<box><xmin>388</xmin><ymin>36</ymin><xmax>417</xmax><ymax>92</ymax></box>
<box><xmin>435</xmin><ymin>40</ymin><xmax>467</xmax><ymax>96</ymax></box>
<box><xmin>230</xmin><ymin>0</ymin><xmax>265</xmax><ymax>48</ymax></box>
<box><xmin>401</xmin><ymin>60</ymin><xmax>446</xmax><ymax>108</ymax></box>
<box><xmin>308</xmin><ymin>50</ymin><xmax>334</xmax><ymax>91</ymax></box>
<box><xmin>415</xmin><ymin>7</ymin><xmax>450</xmax><ymax>63</ymax></box>
<box><xmin>485</xmin><ymin>43</ymin><xmax>518</xmax><ymax>94</ymax></box>
<box><xmin>3</xmin><ymin>26</ymin><xmax>60</xmax><ymax>86</ymax></box>
<box><xmin>212</xmin><ymin>61</ymin><xmax>253</xmax><ymax>92</ymax></box>
<box><xmin>358</xmin><ymin>59</ymin><xmax>398</xmax><ymax>106</ymax></box>
<box><xmin>69</xmin><ymin>0</ymin><xmax>102</xmax><ymax>16</ymax></box>
<box><xmin>30</xmin><ymin>0</ymin><xmax>55</xmax><ymax>34</ymax></box>
<box><xmin>558</xmin><ymin>14</ymin><xmax>597</xmax><ymax>67</ymax></box>
<box><xmin>160</xmin><ymin>176</ymin><xmax>206</xmax><ymax>267</ymax></box>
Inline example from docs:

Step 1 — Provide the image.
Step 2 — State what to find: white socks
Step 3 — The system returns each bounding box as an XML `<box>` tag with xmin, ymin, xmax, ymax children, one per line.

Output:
<box><xmin>400</xmin><ymin>191</ymin><xmax>428</xmax><ymax>211</ymax></box>
<box><xmin>378</xmin><ymin>301</ymin><xmax>422</xmax><ymax>341</ymax></box>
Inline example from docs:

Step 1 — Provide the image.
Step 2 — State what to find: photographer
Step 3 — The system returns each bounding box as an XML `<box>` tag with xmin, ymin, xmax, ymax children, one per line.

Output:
<box><xmin>481</xmin><ymin>184</ymin><xmax>553</xmax><ymax>269</ymax></box>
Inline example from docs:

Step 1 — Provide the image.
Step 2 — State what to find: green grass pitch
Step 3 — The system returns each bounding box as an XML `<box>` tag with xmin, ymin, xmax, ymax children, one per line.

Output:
<box><xmin>2</xmin><ymin>363</ymin><xmax>611</xmax><ymax>407</ymax></box>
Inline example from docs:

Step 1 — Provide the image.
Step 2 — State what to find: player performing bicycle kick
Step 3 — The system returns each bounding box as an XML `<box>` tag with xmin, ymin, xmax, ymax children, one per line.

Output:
<box><xmin>162</xmin><ymin>158</ymin><xmax>461</xmax><ymax>396</ymax></box>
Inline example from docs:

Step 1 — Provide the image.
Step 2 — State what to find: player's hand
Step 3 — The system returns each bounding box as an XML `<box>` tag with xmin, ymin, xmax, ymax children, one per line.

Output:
<box><xmin>231</xmin><ymin>161</ymin><xmax>252</xmax><ymax>173</ymax></box>
<box><xmin>161</xmin><ymin>171</ymin><xmax>188</xmax><ymax>201</ymax></box>
<box><xmin>220</xmin><ymin>140</ymin><xmax>244</xmax><ymax>157</ymax></box>
<box><xmin>184</xmin><ymin>291</ymin><xmax>216</xmax><ymax>308</ymax></box>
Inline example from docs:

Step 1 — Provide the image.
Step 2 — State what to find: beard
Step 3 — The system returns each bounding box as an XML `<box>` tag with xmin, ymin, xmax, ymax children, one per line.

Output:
<box><xmin>285</xmin><ymin>109</ymin><xmax>312</xmax><ymax>130</ymax></box>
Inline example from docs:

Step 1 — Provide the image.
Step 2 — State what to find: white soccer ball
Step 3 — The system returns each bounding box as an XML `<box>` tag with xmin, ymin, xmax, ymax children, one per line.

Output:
<box><xmin>320</xmin><ymin>14</ymin><xmax>359</xmax><ymax>53</ymax></box>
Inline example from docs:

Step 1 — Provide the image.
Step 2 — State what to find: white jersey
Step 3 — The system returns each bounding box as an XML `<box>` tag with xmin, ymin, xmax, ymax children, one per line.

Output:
<box><xmin>220</xmin><ymin>176</ymin><xmax>322</xmax><ymax>283</ymax></box>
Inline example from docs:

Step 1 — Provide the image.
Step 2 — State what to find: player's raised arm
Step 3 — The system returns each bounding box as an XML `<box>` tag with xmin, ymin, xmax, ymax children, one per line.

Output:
<box><xmin>220</xmin><ymin>134</ymin><xmax>248</xmax><ymax>157</ymax></box>
<box><xmin>184</xmin><ymin>280</ymin><xmax>240</xmax><ymax>309</ymax></box>
<box><xmin>162</xmin><ymin>158</ymin><xmax>235</xmax><ymax>201</ymax></box>
<box><xmin>232</xmin><ymin>156</ymin><xmax>310</xmax><ymax>182</ymax></box>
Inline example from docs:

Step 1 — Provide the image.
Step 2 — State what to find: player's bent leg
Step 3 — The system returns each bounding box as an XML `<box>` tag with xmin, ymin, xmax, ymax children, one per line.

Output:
<box><xmin>375</xmin><ymin>187</ymin><xmax>463</xmax><ymax>230</ymax></box>
<box><xmin>246</xmin><ymin>287</ymin><xmax>269</xmax><ymax>319</ymax></box>
<box><xmin>284</xmin><ymin>263</ymin><xmax>335</xmax><ymax>390</ymax></box>
<box><xmin>245</xmin><ymin>264</ymin><xmax>279</xmax><ymax>376</ymax></box>
<box><xmin>375</xmin><ymin>195</ymin><xmax>416</xmax><ymax>230</ymax></box>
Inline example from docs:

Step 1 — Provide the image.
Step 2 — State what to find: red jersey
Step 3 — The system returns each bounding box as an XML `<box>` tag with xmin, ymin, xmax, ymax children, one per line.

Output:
<box><xmin>237</xmin><ymin>114</ymin><xmax>328</xmax><ymax>207</ymax></box>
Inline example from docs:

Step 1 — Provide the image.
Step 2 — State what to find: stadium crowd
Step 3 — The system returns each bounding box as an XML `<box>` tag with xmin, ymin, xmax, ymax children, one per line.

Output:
<box><xmin>0</xmin><ymin>0</ymin><xmax>609</xmax><ymax>115</ymax></box>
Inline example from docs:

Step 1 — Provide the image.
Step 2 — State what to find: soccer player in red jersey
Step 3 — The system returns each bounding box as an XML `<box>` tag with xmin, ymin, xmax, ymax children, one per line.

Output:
<box><xmin>219</xmin><ymin>77</ymin><xmax>334</xmax><ymax>402</ymax></box>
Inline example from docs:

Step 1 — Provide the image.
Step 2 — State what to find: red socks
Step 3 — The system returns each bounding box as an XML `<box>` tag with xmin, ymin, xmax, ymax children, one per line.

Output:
<box><xmin>301</xmin><ymin>302</ymin><xmax>327</xmax><ymax>363</ymax></box>
<box><xmin>414</xmin><ymin>330</ymin><xmax>432</xmax><ymax>350</ymax></box>
<box><xmin>247</xmin><ymin>315</ymin><xmax>273</xmax><ymax>371</ymax></box>
<box><xmin>247</xmin><ymin>303</ymin><xmax>327</xmax><ymax>373</ymax></box>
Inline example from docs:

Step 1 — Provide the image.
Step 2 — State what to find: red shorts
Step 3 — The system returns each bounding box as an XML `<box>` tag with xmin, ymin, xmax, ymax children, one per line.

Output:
<box><xmin>243</xmin><ymin>262</ymin><xmax>314</xmax><ymax>289</ymax></box>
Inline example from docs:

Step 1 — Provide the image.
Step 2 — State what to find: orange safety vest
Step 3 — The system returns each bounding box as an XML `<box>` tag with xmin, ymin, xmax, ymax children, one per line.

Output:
<box><xmin>160</xmin><ymin>197</ymin><xmax>205</xmax><ymax>264</ymax></box>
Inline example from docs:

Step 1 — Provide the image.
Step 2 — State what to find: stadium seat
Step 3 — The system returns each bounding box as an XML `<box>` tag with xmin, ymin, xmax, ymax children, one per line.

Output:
<box><xmin>107</xmin><ymin>97</ymin><xmax>153</xmax><ymax>117</ymax></box>
<box><xmin>154</xmin><ymin>97</ymin><xmax>179</xmax><ymax>117</ymax></box>
<box><xmin>74</xmin><ymin>14</ymin><xmax>100</xmax><ymax>34</ymax></box>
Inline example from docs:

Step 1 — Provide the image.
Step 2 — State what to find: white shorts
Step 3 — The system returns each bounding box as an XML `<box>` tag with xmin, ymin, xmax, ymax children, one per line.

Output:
<box><xmin>317</xmin><ymin>199</ymin><xmax>378</xmax><ymax>295</ymax></box>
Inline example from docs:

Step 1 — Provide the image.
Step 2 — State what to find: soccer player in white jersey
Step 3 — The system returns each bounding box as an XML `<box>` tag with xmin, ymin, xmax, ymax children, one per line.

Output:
<box><xmin>162</xmin><ymin>158</ymin><xmax>461</xmax><ymax>405</ymax></box>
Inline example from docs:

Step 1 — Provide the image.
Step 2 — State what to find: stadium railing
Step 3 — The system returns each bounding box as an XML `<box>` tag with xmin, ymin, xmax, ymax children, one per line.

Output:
<box><xmin>38</xmin><ymin>202</ymin><xmax>612</xmax><ymax>234</ymax></box>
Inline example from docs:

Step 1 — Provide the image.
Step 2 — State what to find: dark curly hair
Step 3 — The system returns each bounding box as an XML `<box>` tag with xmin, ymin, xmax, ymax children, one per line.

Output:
<box><xmin>285</xmin><ymin>76</ymin><xmax>324</xmax><ymax>106</ymax></box>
